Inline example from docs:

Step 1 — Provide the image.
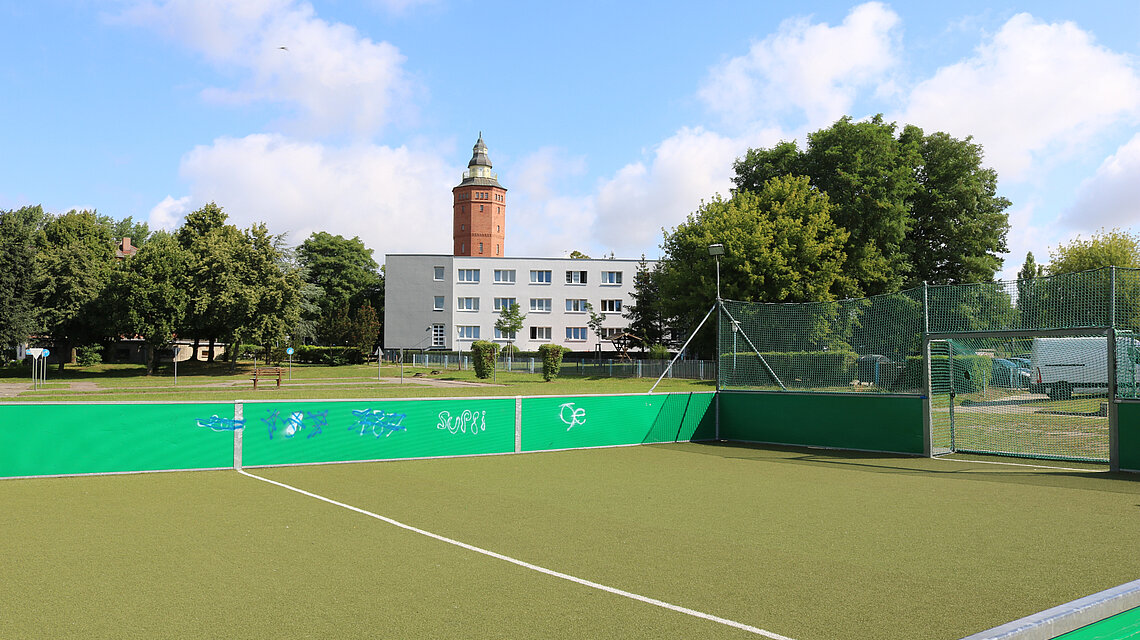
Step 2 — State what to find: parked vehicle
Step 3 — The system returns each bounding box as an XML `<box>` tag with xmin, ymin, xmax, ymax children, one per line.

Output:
<box><xmin>991</xmin><ymin>358</ymin><xmax>1031</xmax><ymax>389</ymax></box>
<box><xmin>1029</xmin><ymin>336</ymin><xmax>1140</xmax><ymax>400</ymax></box>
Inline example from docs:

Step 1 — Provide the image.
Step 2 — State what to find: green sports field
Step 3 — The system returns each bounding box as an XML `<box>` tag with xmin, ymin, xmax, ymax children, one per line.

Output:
<box><xmin>3</xmin><ymin>442</ymin><xmax>1139</xmax><ymax>639</ymax></box>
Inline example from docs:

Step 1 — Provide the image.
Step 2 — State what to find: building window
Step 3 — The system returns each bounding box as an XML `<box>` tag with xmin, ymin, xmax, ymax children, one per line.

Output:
<box><xmin>530</xmin><ymin>270</ymin><xmax>552</xmax><ymax>284</ymax></box>
<box><xmin>566</xmin><ymin>270</ymin><xmax>587</xmax><ymax>284</ymax></box>
<box><xmin>457</xmin><ymin>297</ymin><xmax>479</xmax><ymax>311</ymax></box>
<box><xmin>530</xmin><ymin>298</ymin><xmax>551</xmax><ymax>312</ymax></box>
<box><xmin>601</xmin><ymin>299</ymin><xmax>622</xmax><ymax>312</ymax></box>
<box><xmin>566</xmin><ymin>299</ymin><xmax>587</xmax><ymax>312</ymax></box>
<box><xmin>530</xmin><ymin>326</ymin><xmax>552</xmax><ymax>340</ymax></box>
<box><xmin>458</xmin><ymin>269</ymin><xmax>480</xmax><ymax>283</ymax></box>
<box><xmin>480</xmin><ymin>205</ymin><xmax>484</xmax><ymax>212</ymax></box>
<box><xmin>479</xmin><ymin>242</ymin><xmax>484</xmax><ymax>253</ymax></box>
<box><xmin>493</xmin><ymin>297</ymin><xmax>516</xmax><ymax>312</ymax></box>
<box><xmin>431</xmin><ymin>324</ymin><xmax>446</xmax><ymax>347</ymax></box>
<box><xmin>433</xmin><ymin>266</ymin><xmax>444</xmax><ymax>281</ymax></box>
<box><xmin>494</xmin><ymin>269</ymin><xmax>515</xmax><ymax>284</ymax></box>
<box><xmin>496</xmin><ymin>244</ymin><xmax>500</xmax><ymax>255</ymax></box>
<box><xmin>566</xmin><ymin>327</ymin><xmax>587</xmax><ymax>341</ymax></box>
<box><xmin>601</xmin><ymin>271</ymin><xmax>623</xmax><ymax>285</ymax></box>
<box><xmin>494</xmin><ymin>327</ymin><xmax>516</xmax><ymax>340</ymax></box>
<box><xmin>433</xmin><ymin>296</ymin><xmax>445</xmax><ymax>311</ymax></box>
<box><xmin>457</xmin><ymin>325</ymin><xmax>480</xmax><ymax>340</ymax></box>
<box><xmin>601</xmin><ymin>327</ymin><xmax>623</xmax><ymax>339</ymax></box>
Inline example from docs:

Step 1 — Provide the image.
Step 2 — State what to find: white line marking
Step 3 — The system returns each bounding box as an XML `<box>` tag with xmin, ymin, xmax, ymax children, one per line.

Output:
<box><xmin>239</xmin><ymin>469</ymin><xmax>793</xmax><ymax>639</ymax></box>
<box><xmin>932</xmin><ymin>457</ymin><xmax>1104</xmax><ymax>473</ymax></box>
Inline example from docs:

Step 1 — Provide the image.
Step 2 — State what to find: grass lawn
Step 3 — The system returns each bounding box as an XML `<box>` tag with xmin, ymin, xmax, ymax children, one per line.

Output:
<box><xmin>0</xmin><ymin>360</ymin><xmax>713</xmax><ymax>402</ymax></box>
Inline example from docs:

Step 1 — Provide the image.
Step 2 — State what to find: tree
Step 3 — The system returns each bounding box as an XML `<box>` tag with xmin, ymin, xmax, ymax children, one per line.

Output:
<box><xmin>1047</xmin><ymin>228</ymin><xmax>1140</xmax><ymax>274</ymax></box>
<box><xmin>568</xmin><ymin>250</ymin><xmax>591</xmax><ymax>259</ymax></box>
<box><xmin>238</xmin><ymin>223</ymin><xmax>304</xmax><ymax>359</ymax></box>
<box><xmin>899</xmin><ymin>126</ymin><xmax>1011</xmax><ymax>285</ymax></box>
<box><xmin>1017</xmin><ymin>251</ymin><xmax>1046</xmax><ymax>330</ymax></box>
<box><xmin>733</xmin><ymin>115</ymin><xmax>1011</xmax><ymax>294</ymax></box>
<box><xmin>98</xmin><ymin>214</ymin><xmax>151</xmax><ymax>246</ymax></box>
<box><xmin>622</xmin><ymin>258</ymin><xmax>667</xmax><ymax>347</ymax></box>
<box><xmin>113</xmin><ymin>232</ymin><xmax>190</xmax><ymax>374</ymax></box>
<box><xmin>585</xmin><ymin>302</ymin><xmax>606</xmax><ymax>353</ymax></box>
<box><xmin>494</xmin><ymin>303</ymin><xmax>526</xmax><ymax>356</ymax></box>
<box><xmin>34</xmin><ymin>210</ymin><xmax>116</xmax><ymax>369</ymax></box>
<box><xmin>297</xmin><ymin>232</ymin><xmax>383</xmax><ymax>344</ymax></box>
<box><xmin>657</xmin><ymin>176</ymin><xmax>849</xmax><ymax>355</ymax></box>
<box><xmin>176</xmin><ymin>202</ymin><xmax>240</xmax><ymax>362</ymax></box>
<box><xmin>0</xmin><ymin>206</ymin><xmax>44</xmax><ymax>351</ymax></box>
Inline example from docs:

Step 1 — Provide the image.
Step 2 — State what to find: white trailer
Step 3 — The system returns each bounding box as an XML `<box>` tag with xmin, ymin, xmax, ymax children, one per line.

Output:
<box><xmin>1030</xmin><ymin>336</ymin><xmax>1140</xmax><ymax>400</ymax></box>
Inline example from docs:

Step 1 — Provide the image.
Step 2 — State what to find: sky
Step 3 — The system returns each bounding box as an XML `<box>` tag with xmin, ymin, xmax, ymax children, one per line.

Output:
<box><xmin>1</xmin><ymin>1</ymin><xmax>1139</xmax><ymax>281</ymax></box>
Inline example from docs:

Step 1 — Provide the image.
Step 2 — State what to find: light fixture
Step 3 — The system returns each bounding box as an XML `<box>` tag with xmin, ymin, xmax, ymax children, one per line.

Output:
<box><xmin>707</xmin><ymin>243</ymin><xmax>725</xmax><ymax>256</ymax></box>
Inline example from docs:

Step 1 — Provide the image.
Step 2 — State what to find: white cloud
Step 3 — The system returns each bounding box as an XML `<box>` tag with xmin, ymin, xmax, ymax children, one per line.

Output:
<box><xmin>147</xmin><ymin>195</ymin><xmax>191</xmax><ymax>231</ymax></box>
<box><xmin>900</xmin><ymin>13</ymin><xmax>1140</xmax><ymax>181</ymax></box>
<box><xmin>591</xmin><ymin>127</ymin><xmax>749</xmax><ymax>256</ymax></box>
<box><xmin>118</xmin><ymin>0</ymin><xmax>415</xmax><ymax>137</ymax></box>
<box><xmin>699</xmin><ymin>2</ymin><xmax>901</xmax><ymax>129</ymax></box>
<box><xmin>1061</xmin><ymin>133</ymin><xmax>1140</xmax><ymax>230</ymax></box>
<box><xmin>170</xmin><ymin>134</ymin><xmax>455</xmax><ymax>257</ymax></box>
<box><xmin>503</xmin><ymin>148</ymin><xmax>595</xmax><ymax>257</ymax></box>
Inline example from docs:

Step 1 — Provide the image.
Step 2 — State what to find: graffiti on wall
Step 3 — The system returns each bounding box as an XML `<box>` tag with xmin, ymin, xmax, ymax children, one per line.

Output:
<box><xmin>351</xmin><ymin>408</ymin><xmax>407</xmax><ymax>438</ymax></box>
<box><xmin>263</xmin><ymin>409</ymin><xmax>328</xmax><ymax>440</ymax></box>
<box><xmin>437</xmin><ymin>409</ymin><xmax>486</xmax><ymax>435</ymax></box>
<box><xmin>559</xmin><ymin>402</ymin><xmax>586</xmax><ymax>431</ymax></box>
<box><xmin>196</xmin><ymin>415</ymin><xmax>245</xmax><ymax>431</ymax></box>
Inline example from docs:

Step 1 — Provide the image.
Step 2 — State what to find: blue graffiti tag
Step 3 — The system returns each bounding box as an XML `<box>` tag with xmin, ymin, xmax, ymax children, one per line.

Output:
<box><xmin>196</xmin><ymin>415</ymin><xmax>245</xmax><ymax>431</ymax></box>
<box><xmin>351</xmin><ymin>408</ymin><xmax>407</xmax><ymax>438</ymax></box>
<box><xmin>263</xmin><ymin>408</ymin><xmax>328</xmax><ymax>440</ymax></box>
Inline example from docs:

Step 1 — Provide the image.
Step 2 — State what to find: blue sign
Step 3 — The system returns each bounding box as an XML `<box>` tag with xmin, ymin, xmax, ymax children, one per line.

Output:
<box><xmin>42</xmin><ymin>348</ymin><xmax>50</xmax><ymax>357</ymax></box>
<box><xmin>286</xmin><ymin>347</ymin><xmax>295</xmax><ymax>355</ymax></box>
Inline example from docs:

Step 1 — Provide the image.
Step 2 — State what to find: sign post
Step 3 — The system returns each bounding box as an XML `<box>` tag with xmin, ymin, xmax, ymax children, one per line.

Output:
<box><xmin>286</xmin><ymin>347</ymin><xmax>294</xmax><ymax>380</ymax></box>
<box><xmin>172</xmin><ymin>346</ymin><xmax>178</xmax><ymax>386</ymax></box>
<box><xmin>27</xmin><ymin>348</ymin><xmax>43</xmax><ymax>389</ymax></box>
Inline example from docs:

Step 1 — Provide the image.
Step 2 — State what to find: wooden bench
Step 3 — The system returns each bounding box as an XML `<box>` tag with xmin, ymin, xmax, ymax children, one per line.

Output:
<box><xmin>251</xmin><ymin>367</ymin><xmax>284</xmax><ymax>390</ymax></box>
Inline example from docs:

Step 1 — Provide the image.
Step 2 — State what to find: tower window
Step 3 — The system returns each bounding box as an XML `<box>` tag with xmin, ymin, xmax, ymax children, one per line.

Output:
<box><xmin>479</xmin><ymin>242</ymin><xmax>484</xmax><ymax>253</ymax></box>
<box><xmin>480</xmin><ymin>205</ymin><xmax>484</xmax><ymax>212</ymax></box>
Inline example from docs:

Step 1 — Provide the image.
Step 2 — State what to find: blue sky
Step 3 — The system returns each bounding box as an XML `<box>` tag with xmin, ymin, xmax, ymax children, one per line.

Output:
<box><xmin>2</xmin><ymin>1</ymin><xmax>1139</xmax><ymax>280</ymax></box>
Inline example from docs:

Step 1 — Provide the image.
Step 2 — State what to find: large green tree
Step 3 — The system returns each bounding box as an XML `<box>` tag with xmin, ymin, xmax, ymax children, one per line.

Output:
<box><xmin>657</xmin><ymin>175</ymin><xmax>849</xmax><ymax>353</ymax></box>
<box><xmin>113</xmin><ymin>232</ymin><xmax>190</xmax><ymax>374</ymax></box>
<box><xmin>34</xmin><ymin>210</ymin><xmax>116</xmax><ymax>369</ymax></box>
<box><xmin>733</xmin><ymin>115</ymin><xmax>1011</xmax><ymax>294</ymax></box>
<box><xmin>297</xmin><ymin>232</ymin><xmax>383</xmax><ymax>344</ymax></box>
<box><xmin>176</xmin><ymin>203</ymin><xmax>245</xmax><ymax>362</ymax></box>
<box><xmin>0</xmin><ymin>206</ymin><xmax>44</xmax><ymax>351</ymax></box>
<box><xmin>899</xmin><ymin>126</ymin><xmax>1011</xmax><ymax>285</ymax></box>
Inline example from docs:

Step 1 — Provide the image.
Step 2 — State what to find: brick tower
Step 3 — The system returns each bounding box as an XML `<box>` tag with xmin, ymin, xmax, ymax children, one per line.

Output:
<box><xmin>453</xmin><ymin>133</ymin><xmax>506</xmax><ymax>257</ymax></box>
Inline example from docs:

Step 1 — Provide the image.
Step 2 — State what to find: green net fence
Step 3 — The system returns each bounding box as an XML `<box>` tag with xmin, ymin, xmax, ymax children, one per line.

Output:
<box><xmin>718</xmin><ymin>267</ymin><xmax>1140</xmax><ymax>463</ymax></box>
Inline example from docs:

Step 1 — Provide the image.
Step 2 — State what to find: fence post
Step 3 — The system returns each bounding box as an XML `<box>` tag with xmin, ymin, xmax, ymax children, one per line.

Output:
<box><xmin>1111</xmin><ymin>266</ymin><xmax>1117</xmax><ymax>328</ymax></box>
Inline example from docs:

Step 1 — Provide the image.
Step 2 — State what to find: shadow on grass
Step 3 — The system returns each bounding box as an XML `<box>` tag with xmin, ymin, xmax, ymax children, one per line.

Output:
<box><xmin>659</xmin><ymin>440</ymin><xmax>1140</xmax><ymax>493</ymax></box>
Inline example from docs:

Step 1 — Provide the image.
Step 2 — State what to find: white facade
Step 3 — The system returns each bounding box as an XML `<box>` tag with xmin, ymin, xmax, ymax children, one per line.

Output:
<box><xmin>383</xmin><ymin>254</ymin><xmax>650</xmax><ymax>352</ymax></box>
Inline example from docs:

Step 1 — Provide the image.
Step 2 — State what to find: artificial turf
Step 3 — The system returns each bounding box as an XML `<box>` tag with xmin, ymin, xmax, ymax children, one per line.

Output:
<box><xmin>3</xmin><ymin>443</ymin><xmax>1139</xmax><ymax>639</ymax></box>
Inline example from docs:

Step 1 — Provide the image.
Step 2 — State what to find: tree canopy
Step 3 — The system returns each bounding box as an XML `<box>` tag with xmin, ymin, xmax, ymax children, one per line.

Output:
<box><xmin>732</xmin><ymin>115</ymin><xmax>1011</xmax><ymax>295</ymax></box>
<box><xmin>0</xmin><ymin>206</ymin><xmax>44</xmax><ymax>349</ymax></box>
<box><xmin>657</xmin><ymin>175</ymin><xmax>849</xmax><ymax>352</ymax></box>
<box><xmin>1047</xmin><ymin>228</ymin><xmax>1140</xmax><ymax>275</ymax></box>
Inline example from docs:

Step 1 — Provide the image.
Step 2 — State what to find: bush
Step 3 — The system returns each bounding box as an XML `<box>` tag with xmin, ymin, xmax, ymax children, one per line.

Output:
<box><xmin>76</xmin><ymin>344</ymin><xmax>103</xmax><ymax>367</ymax></box>
<box><xmin>538</xmin><ymin>343</ymin><xmax>567</xmax><ymax>381</ymax></box>
<box><xmin>648</xmin><ymin>343</ymin><xmax>670</xmax><ymax>360</ymax></box>
<box><xmin>470</xmin><ymin>341</ymin><xmax>500</xmax><ymax>379</ymax></box>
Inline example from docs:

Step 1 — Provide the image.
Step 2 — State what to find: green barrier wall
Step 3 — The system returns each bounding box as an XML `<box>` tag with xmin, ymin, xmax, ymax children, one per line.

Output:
<box><xmin>718</xmin><ymin>391</ymin><xmax>925</xmax><ymax>454</ymax></box>
<box><xmin>0</xmin><ymin>403</ymin><xmax>235</xmax><ymax>478</ymax></box>
<box><xmin>521</xmin><ymin>392</ymin><xmax>714</xmax><ymax>452</ymax></box>
<box><xmin>1118</xmin><ymin>402</ymin><xmax>1140</xmax><ymax>472</ymax></box>
<box><xmin>241</xmin><ymin>398</ymin><xmax>517</xmax><ymax>467</ymax></box>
